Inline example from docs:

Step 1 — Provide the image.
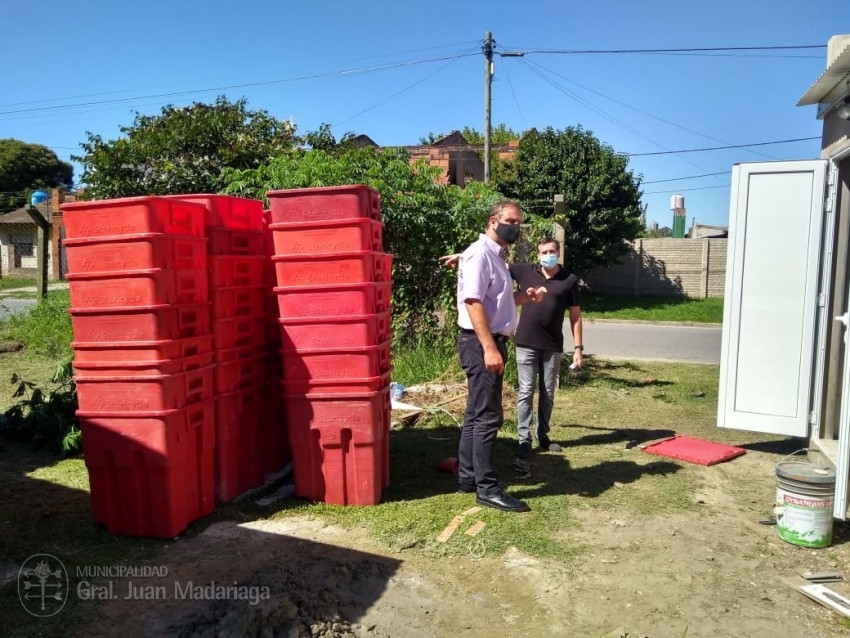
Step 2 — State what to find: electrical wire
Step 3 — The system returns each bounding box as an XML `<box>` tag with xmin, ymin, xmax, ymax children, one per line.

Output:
<box><xmin>513</xmin><ymin>44</ymin><xmax>826</xmax><ymax>55</ymax></box>
<box><xmin>643</xmin><ymin>184</ymin><xmax>730</xmax><ymax>194</ymax></box>
<box><xmin>0</xmin><ymin>52</ymin><xmax>480</xmax><ymax>117</ymax></box>
<box><xmin>627</xmin><ymin>136</ymin><xmax>819</xmax><ymax>156</ymax></box>
<box><xmin>642</xmin><ymin>171</ymin><xmax>728</xmax><ymax>184</ymax></box>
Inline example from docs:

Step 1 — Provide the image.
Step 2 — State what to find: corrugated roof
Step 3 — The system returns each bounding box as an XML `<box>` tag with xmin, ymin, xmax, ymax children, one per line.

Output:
<box><xmin>798</xmin><ymin>43</ymin><xmax>850</xmax><ymax>106</ymax></box>
<box><xmin>0</xmin><ymin>203</ymin><xmax>50</xmax><ymax>225</ymax></box>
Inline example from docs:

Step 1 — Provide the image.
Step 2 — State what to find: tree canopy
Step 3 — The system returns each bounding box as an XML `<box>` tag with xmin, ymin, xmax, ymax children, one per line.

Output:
<box><xmin>419</xmin><ymin>124</ymin><xmax>521</xmax><ymax>146</ymax></box>
<box><xmin>223</xmin><ymin>146</ymin><xmax>502</xmax><ymax>346</ymax></box>
<box><xmin>0</xmin><ymin>139</ymin><xmax>73</xmax><ymax>212</ymax></box>
<box><xmin>494</xmin><ymin>126</ymin><xmax>644</xmax><ymax>275</ymax></box>
<box><xmin>74</xmin><ymin>97</ymin><xmax>298</xmax><ymax>199</ymax></box>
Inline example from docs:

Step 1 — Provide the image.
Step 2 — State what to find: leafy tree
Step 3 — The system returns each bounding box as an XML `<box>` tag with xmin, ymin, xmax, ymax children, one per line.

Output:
<box><xmin>418</xmin><ymin>124</ymin><xmax>521</xmax><ymax>146</ymax></box>
<box><xmin>223</xmin><ymin>146</ymin><xmax>502</xmax><ymax>346</ymax></box>
<box><xmin>460</xmin><ymin>124</ymin><xmax>521</xmax><ymax>145</ymax></box>
<box><xmin>74</xmin><ymin>97</ymin><xmax>297</xmax><ymax>199</ymax></box>
<box><xmin>0</xmin><ymin>139</ymin><xmax>73</xmax><ymax>213</ymax></box>
<box><xmin>494</xmin><ymin>126</ymin><xmax>643</xmax><ymax>275</ymax></box>
<box><xmin>302</xmin><ymin>123</ymin><xmax>358</xmax><ymax>155</ymax></box>
<box><xmin>644</xmin><ymin>225</ymin><xmax>673</xmax><ymax>238</ymax></box>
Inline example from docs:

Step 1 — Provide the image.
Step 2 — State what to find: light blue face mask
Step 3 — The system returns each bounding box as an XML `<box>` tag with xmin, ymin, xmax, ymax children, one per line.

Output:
<box><xmin>539</xmin><ymin>254</ymin><xmax>558</xmax><ymax>269</ymax></box>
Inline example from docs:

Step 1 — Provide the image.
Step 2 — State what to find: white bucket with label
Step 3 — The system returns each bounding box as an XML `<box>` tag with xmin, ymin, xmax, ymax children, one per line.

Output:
<box><xmin>775</xmin><ymin>452</ymin><xmax>836</xmax><ymax>549</ymax></box>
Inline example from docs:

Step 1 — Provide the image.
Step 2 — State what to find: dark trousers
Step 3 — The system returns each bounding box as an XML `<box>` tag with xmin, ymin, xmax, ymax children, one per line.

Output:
<box><xmin>457</xmin><ymin>331</ymin><xmax>507</xmax><ymax>494</ymax></box>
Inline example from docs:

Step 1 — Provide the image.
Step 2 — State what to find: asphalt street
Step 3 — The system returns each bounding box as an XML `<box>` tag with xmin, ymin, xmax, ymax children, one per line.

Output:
<box><xmin>572</xmin><ymin>320</ymin><xmax>722</xmax><ymax>364</ymax></box>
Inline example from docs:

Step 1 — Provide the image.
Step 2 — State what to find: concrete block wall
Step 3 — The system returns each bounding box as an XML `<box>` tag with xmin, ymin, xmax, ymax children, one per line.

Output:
<box><xmin>585</xmin><ymin>238</ymin><xmax>727</xmax><ymax>298</ymax></box>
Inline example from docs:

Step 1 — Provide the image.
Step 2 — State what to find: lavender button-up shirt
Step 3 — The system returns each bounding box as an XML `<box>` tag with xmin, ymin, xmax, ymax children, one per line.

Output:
<box><xmin>456</xmin><ymin>234</ymin><xmax>517</xmax><ymax>336</ymax></box>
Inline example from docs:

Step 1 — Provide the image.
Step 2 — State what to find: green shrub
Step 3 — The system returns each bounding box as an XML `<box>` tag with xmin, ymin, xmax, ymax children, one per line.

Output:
<box><xmin>5</xmin><ymin>291</ymin><xmax>73</xmax><ymax>359</ymax></box>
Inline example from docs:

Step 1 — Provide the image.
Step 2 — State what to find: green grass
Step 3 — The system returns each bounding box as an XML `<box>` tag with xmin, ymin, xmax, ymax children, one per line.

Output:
<box><xmin>581</xmin><ymin>292</ymin><xmax>723</xmax><ymax>323</ymax></box>
<box><xmin>0</xmin><ymin>290</ymin><xmax>73</xmax><ymax>360</ymax></box>
<box><xmin>0</xmin><ymin>277</ymin><xmax>39</xmax><ymax>291</ymax></box>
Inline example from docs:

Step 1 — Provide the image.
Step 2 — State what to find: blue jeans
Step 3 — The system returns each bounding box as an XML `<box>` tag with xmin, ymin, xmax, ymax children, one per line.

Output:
<box><xmin>457</xmin><ymin>331</ymin><xmax>507</xmax><ymax>494</ymax></box>
<box><xmin>516</xmin><ymin>346</ymin><xmax>561</xmax><ymax>445</ymax></box>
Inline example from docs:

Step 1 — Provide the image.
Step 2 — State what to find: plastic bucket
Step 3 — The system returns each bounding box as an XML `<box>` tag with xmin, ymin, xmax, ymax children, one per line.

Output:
<box><xmin>775</xmin><ymin>452</ymin><xmax>836</xmax><ymax>548</ymax></box>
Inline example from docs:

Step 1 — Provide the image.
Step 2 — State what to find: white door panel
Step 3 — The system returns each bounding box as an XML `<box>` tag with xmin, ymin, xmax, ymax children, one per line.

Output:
<box><xmin>718</xmin><ymin>160</ymin><xmax>828</xmax><ymax>436</ymax></box>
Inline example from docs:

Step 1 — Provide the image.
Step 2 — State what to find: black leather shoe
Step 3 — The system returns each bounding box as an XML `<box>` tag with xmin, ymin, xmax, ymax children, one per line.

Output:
<box><xmin>518</xmin><ymin>441</ymin><xmax>533</xmax><ymax>459</ymax></box>
<box><xmin>538</xmin><ymin>435</ymin><xmax>551</xmax><ymax>450</ymax></box>
<box><xmin>476</xmin><ymin>489</ymin><xmax>530</xmax><ymax>512</ymax></box>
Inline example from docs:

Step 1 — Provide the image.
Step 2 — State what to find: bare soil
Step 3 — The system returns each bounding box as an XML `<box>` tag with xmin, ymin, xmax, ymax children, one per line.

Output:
<box><xmin>71</xmin><ymin>445</ymin><xmax>850</xmax><ymax>638</ymax></box>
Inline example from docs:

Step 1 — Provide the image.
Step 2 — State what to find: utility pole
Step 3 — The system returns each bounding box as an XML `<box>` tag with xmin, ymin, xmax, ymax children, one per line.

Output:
<box><xmin>483</xmin><ymin>31</ymin><xmax>493</xmax><ymax>184</ymax></box>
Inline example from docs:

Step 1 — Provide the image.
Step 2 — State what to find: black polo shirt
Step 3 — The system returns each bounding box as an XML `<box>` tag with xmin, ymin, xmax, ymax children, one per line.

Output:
<box><xmin>509</xmin><ymin>263</ymin><xmax>580</xmax><ymax>352</ymax></box>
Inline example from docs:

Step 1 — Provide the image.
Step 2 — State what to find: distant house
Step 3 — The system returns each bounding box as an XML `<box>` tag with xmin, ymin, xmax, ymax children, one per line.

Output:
<box><xmin>0</xmin><ymin>188</ymin><xmax>74</xmax><ymax>279</ymax></box>
<box><xmin>688</xmin><ymin>222</ymin><xmax>728</xmax><ymax>239</ymax></box>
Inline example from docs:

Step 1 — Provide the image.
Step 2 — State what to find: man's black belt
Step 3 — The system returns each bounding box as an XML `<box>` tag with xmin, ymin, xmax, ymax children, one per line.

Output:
<box><xmin>460</xmin><ymin>328</ymin><xmax>510</xmax><ymax>343</ymax></box>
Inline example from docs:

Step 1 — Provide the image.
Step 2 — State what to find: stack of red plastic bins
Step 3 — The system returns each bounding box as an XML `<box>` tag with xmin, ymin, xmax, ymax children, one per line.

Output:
<box><xmin>171</xmin><ymin>195</ymin><xmax>270</xmax><ymax>503</ymax></box>
<box><xmin>62</xmin><ymin>196</ymin><xmax>215</xmax><ymax>538</ymax></box>
<box><xmin>268</xmin><ymin>185</ymin><xmax>392</xmax><ymax>506</ymax></box>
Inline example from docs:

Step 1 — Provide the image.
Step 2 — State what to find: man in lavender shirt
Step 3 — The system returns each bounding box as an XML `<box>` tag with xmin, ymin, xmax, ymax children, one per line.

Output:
<box><xmin>454</xmin><ymin>201</ymin><xmax>546</xmax><ymax>513</ymax></box>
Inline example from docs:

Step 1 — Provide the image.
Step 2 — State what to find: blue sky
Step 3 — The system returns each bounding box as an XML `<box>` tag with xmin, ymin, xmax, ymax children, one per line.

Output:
<box><xmin>1</xmin><ymin>0</ymin><xmax>843</xmax><ymax>228</ymax></box>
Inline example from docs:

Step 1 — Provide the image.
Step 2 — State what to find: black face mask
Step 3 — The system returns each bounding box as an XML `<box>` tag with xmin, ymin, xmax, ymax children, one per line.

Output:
<box><xmin>494</xmin><ymin>222</ymin><xmax>521</xmax><ymax>245</ymax></box>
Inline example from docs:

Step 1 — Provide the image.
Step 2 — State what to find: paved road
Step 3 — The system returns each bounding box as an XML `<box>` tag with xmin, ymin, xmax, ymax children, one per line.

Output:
<box><xmin>0</xmin><ymin>298</ymin><xmax>37</xmax><ymax>319</ymax></box>
<box><xmin>574</xmin><ymin>320</ymin><xmax>722</xmax><ymax>364</ymax></box>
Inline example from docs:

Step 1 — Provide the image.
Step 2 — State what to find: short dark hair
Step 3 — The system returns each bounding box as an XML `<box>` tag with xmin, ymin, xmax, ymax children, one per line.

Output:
<box><xmin>488</xmin><ymin>200</ymin><xmax>521</xmax><ymax>221</ymax></box>
<box><xmin>537</xmin><ymin>236</ymin><xmax>560</xmax><ymax>251</ymax></box>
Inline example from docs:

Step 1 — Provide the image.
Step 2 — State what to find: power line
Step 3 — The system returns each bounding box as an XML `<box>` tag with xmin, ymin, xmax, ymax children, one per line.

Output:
<box><xmin>626</xmin><ymin>136</ymin><xmax>820</xmax><ymax>156</ymax></box>
<box><xmin>0</xmin><ymin>52</ymin><xmax>479</xmax><ymax>117</ymax></box>
<box><xmin>513</xmin><ymin>44</ymin><xmax>826</xmax><ymax>55</ymax></box>
<box><xmin>643</xmin><ymin>184</ymin><xmax>730</xmax><ymax>194</ymax></box>
<box><xmin>643</xmin><ymin>171</ymin><xmax>729</xmax><ymax>184</ymax></box>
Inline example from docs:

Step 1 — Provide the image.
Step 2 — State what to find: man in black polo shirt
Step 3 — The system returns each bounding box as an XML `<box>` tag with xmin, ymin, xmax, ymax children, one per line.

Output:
<box><xmin>510</xmin><ymin>236</ymin><xmax>583</xmax><ymax>460</ymax></box>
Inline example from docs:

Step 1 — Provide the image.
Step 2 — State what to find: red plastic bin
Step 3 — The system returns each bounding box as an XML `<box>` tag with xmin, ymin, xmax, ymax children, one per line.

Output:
<box><xmin>267</xmin><ymin>185</ymin><xmax>381</xmax><ymax>223</ymax></box>
<box><xmin>63</xmin><ymin>234</ymin><xmax>207</xmax><ymax>272</ymax></box>
<box><xmin>275</xmin><ymin>281</ymin><xmax>391</xmax><ymax>319</ymax></box>
<box><xmin>279</xmin><ymin>312</ymin><xmax>390</xmax><ymax>350</ymax></box>
<box><xmin>68</xmin><ymin>269</ymin><xmax>208</xmax><ymax>308</ymax></box>
<box><xmin>270</xmin><ymin>218</ymin><xmax>383</xmax><ymax>255</ymax></box>
<box><xmin>282</xmin><ymin>371</ymin><xmax>390</xmax><ymax>395</ymax></box>
<box><xmin>273</xmin><ymin>251</ymin><xmax>392</xmax><ymax>287</ymax></box>
<box><xmin>62</xmin><ymin>197</ymin><xmax>205</xmax><ymax>239</ymax></box>
<box><xmin>215</xmin><ymin>388</ymin><xmax>264</xmax><ymax>503</ymax></box>
<box><xmin>71</xmin><ymin>335</ymin><xmax>213</xmax><ymax>364</ymax></box>
<box><xmin>74</xmin><ymin>351</ymin><xmax>214</xmax><ymax>378</ymax></box>
<box><xmin>282</xmin><ymin>340</ymin><xmax>391</xmax><ymax>381</ymax></box>
<box><xmin>284</xmin><ymin>388</ymin><xmax>389</xmax><ymax>506</ymax></box>
<box><xmin>212</xmin><ymin>314</ymin><xmax>266</xmax><ymax>350</ymax></box>
<box><xmin>208</xmin><ymin>228</ymin><xmax>265</xmax><ymax>256</ymax></box>
<box><xmin>208</xmin><ymin>256</ymin><xmax>266</xmax><ymax>287</ymax></box>
<box><xmin>70</xmin><ymin>303</ymin><xmax>211</xmax><ymax>342</ymax></box>
<box><xmin>214</xmin><ymin>351</ymin><xmax>265</xmax><ymax>393</ymax></box>
<box><xmin>77</xmin><ymin>400</ymin><xmax>215</xmax><ymax>537</ymax></box>
<box><xmin>76</xmin><ymin>365</ymin><xmax>215</xmax><ymax>412</ymax></box>
<box><xmin>167</xmin><ymin>194</ymin><xmax>264</xmax><ymax>230</ymax></box>
<box><xmin>211</xmin><ymin>286</ymin><xmax>265</xmax><ymax>319</ymax></box>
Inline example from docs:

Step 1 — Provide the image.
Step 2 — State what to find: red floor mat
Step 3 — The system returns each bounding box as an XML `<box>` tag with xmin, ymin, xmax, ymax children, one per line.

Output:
<box><xmin>642</xmin><ymin>435</ymin><xmax>746</xmax><ymax>466</ymax></box>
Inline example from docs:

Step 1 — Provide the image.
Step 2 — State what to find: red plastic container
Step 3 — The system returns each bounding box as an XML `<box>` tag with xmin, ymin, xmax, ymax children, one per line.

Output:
<box><xmin>270</xmin><ymin>218</ymin><xmax>383</xmax><ymax>255</ymax></box>
<box><xmin>275</xmin><ymin>281</ymin><xmax>391</xmax><ymax>319</ymax></box>
<box><xmin>212</xmin><ymin>315</ymin><xmax>267</xmax><ymax>350</ymax></box>
<box><xmin>208</xmin><ymin>228</ymin><xmax>265</xmax><ymax>256</ymax></box>
<box><xmin>273</xmin><ymin>251</ymin><xmax>392</xmax><ymax>287</ymax></box>
<box><xmin>76</xmin><ymin>365</ymin><xmax>215</xmax><ymax>412</ymax></box>
<box><xmin>208</xmin><ymin>255</ymin><xmax>266</xmax><ymax>287</ymax></box>
<box><xmin>74</xmin><ymin>351</ymin><xmax>214</xmax><ymax>378</ymax></box>
<box><xmin>62</xmin><ymin>197</ymin><xmax>205</xmax><ymax>239</ymax></box>
<box><xmin>71</xmin><ymin>335</ymin><xmax>213</xmax><ymax>364</ymax></box>
<box><xmin>214</xmin><ymin>351</ymin><xmax>265</xmax><ymax>393</ymax></box>
<box><xmin>63</xmin><ymin>234</ymin><xmax>207</xmax><ymax>272</ymax></box>
<box><xmin>215</xmin><ymin>388</ymin><xmax>264</xmax><ymax>503</ymax></box>
<box><xmin>267</xmin><ymin>185</ymin><xmax>381</xmax><ymax>223</ymax></box>
<box><xmin>77</xmin><ymin>400</ymin><xmax>215</xmax><ymax>537</ymax></box>
<box><xmin>282</xmin><ymin>340</ymin><xmax>391</xmax><ymax>381</ymax></box>
<box><xmin>284</xmin><ymin>388</ymin><xmax>389</xmax><ymax>506</ymax></box>
<box><xmin>68</xmin><ymin>269</ymin><xmax>208</xmax><ymax>308</ymax></box>
<box><xmin>168</xmin><ymin>194</ymin><xmax>264</xmax><ymax>230</ymax></box>
<box><xmin>279</xmin><ymin>312</ymin><xmax>391</xmax><ymax>350</ymax></box>
<box><xmin>70</xmin><ymin>303</ymin><xmax>211</xmax><ymax>342</ymax></box>
<box><xmin>211</xmin><ymin>286</ymin><xmax>265</xmax><ymax>319</ymax></box>
<box><xmin>281</xmin><ymin>371</ymin><xmax>390</xmax><ymax>395</ymax></box>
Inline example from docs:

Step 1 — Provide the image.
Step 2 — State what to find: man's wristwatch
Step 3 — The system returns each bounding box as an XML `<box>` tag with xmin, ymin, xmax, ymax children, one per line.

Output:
<box><xmin>574</xmin><ymin>345</ymin><xmax>584</xmax><ymax>351</ymax></box>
